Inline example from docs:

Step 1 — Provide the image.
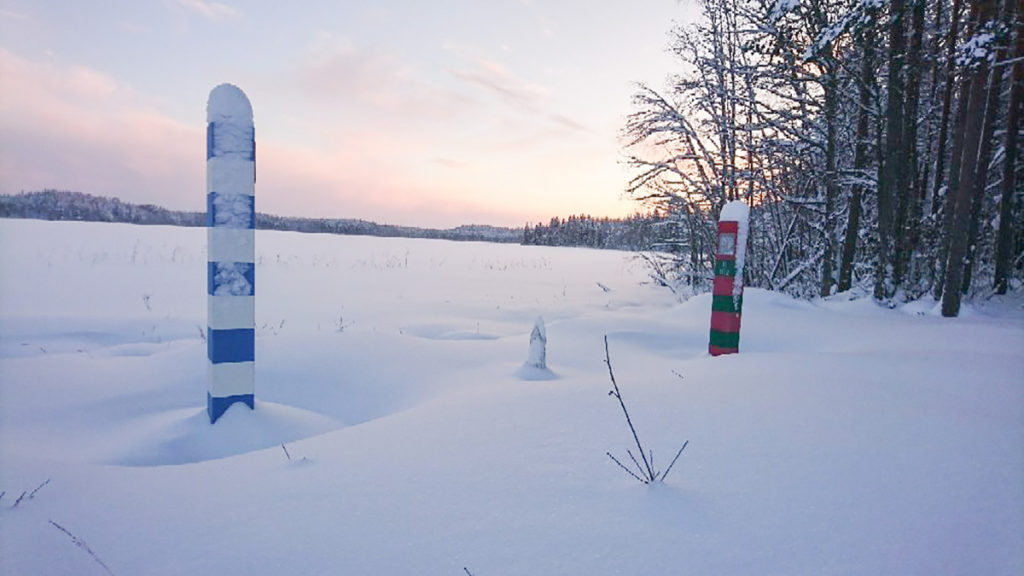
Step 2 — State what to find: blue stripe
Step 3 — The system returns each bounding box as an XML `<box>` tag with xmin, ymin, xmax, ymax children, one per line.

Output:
<box><xmin>207</xmin><ymin>262</ymin><xmax>255</xmax><ymax>296</ymax></box>
<box><xmin>208</xmin><ymin>392</ymin><xmax>254</xmax><ymax>424</ymax></box>
<box><xmin>207</xmin><ymin>122</ymin><xmax>214</xmax><ymax>161</ymax></box>
<box><xmin>208</xmin><ymin>328</ymin><xmax>255</xmax><ymax>363</ymax></box>
<box><xmin>206</xmin><ymin>192</ymin><xmax>255</xmax><ymax>228</ymax></box>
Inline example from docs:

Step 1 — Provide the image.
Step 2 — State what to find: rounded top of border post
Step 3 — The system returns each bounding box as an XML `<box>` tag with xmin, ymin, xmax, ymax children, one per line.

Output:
<box><xmin>718</xmin><ymin>200</ymin><xmax>749</xmax><ymax>224</ymax></box>
<box><xmin>207</xmin><ymin>83</ymin><xmax>253</xmax><ymax>124</ymax></box>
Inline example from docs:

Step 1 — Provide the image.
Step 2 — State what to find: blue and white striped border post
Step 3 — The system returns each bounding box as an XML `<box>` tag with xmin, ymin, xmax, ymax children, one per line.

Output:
<box><xmin>206</xmin><ymin>83</ymin><xmax>256</xmax><ymax>424</ymax></box>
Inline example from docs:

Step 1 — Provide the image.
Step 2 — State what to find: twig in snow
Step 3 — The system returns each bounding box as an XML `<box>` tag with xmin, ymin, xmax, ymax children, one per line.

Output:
<box><xmin>29</xmin><ymin>478</ymin><xmax>50</xmax><ymax>499</ymax></box>
<box><xmin>11</xmin><ymin>491</ymin><xmax>27</xmax><ymax>508</ymax></box>
<box><xmin>627</xmin><ymin>449</ymin><xmax>648</xmax><ymax>481</ymax></box>
<box><xmin>49</xmin><ymin>520</ymin><xmax>116</xmax><ymax>576</ymax></box>
<box><xmin>281</xmin><ymin>444</ymin><xmax>291</xmax><ymax>461</ymax></box>
<box><xmin>463</xmin><ymin>568</ymin><xmax>476</xmax><ymax>576</ymax></box>
<box><xmin>606</xmin><ymin>452</ymin><xmax>647</xmax><ymax>484</ymax></box>
<box><xmin>662</xmin><ymin>441</ymin><xmax>689</xmax><ymax>481</ymax></box>
<box><xmin>604</xmin><ymin>335</ymin><xmax>689</xmax><ymax>485</ymax></box>
<box><xmin>605</xmin><ymin>336</ymin><xmax>656</xmax><ymax>482</ymax></box>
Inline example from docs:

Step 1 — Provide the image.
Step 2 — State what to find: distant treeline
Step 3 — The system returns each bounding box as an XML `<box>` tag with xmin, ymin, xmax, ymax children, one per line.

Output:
<box><xmin>0</xmin><ymin>189</ymin><xmax>205</xmax><ymax>227</ymax></box>
<box><xmin>0</xmin><ymin>190</ymin><xmax>662</xmax><ymax>249</ymax></box>
<box><xmin>0</xmin><ymin>190</ymin><xmax>522</xmax><ymax>243</ymax></box>
<box><xmin>522</xmin><ymin>213</ymin><xmax>666</xmax><ymax>251</ymax></box>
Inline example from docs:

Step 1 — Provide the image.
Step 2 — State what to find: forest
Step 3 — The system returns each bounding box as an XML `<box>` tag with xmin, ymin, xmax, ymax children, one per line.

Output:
<box><xmin>0</xmin><ymin>190</ymin><xmax>521</xmax><ymax>244</ymax></box>
<box><xmin>624</xmin><ymin>0</ymin><xmax>1023</xmax><ymax>315</ymax></box>
<box><xmin>0</xmin><ymin>190</ymin><xmax>671</xmax><ymax>251</ymax></box>
<box><xmin>522</xmin><ymin>213</ymin><xmax>667</xmax><ymax>250</ymax></box>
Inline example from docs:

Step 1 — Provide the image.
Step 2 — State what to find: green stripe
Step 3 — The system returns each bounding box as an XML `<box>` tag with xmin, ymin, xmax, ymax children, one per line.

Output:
<box><xmin>712</xmin><ymin>294</ymin><xmax>743</xmax><ymax>313</ymax></box>
<box><xmin>709</xmin><ymin>329</ymin><xmax>740</xmax><ymax>349</ymax></box>
<box><xmin>714</xmin><ymin>259</ymin><xmax>736</xmax><ymax>276</ymax></box>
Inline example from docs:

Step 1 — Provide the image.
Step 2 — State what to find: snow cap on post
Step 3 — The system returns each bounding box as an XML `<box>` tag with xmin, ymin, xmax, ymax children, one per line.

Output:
<box><xmin>207</xmin><ymin>83</ymin><xmax>254</xmax><ymax>162</ymax></box>
<box><xmin>709</xmin><ymin>201</ymin><xmax>748</xmax><ymax>356</ymax></box>
<box><xmin>208</xmin><ymin>83</ymin><xmax>253</xmax><ymax>119</ymax></box>
<box><xmin>718</xmin><ymin>200</ymin><xmax>750</xmax><ymax>225</ymax></box>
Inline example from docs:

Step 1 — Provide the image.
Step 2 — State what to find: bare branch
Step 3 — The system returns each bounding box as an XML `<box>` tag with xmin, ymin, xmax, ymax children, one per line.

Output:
<box><xmin>662</xmin><ymin>440</ymin><xmax>690</xmax><ymax>481</ymax></box>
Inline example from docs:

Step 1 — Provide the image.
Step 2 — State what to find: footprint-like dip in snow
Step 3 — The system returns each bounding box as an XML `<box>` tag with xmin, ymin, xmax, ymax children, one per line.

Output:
<box><xmin>403</xmin><ymin>323</ymin><xmax>500</xmax><ymax>341</ymax></box>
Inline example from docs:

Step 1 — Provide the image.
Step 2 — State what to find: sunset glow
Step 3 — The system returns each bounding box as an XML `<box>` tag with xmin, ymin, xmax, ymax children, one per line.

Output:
<box><xmin>0</xmin><ymin>1</ymin><xmax>695</xmax><ymax>227</ymax></box>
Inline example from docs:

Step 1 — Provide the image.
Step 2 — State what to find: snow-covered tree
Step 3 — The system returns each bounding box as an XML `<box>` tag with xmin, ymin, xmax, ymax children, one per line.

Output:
<box><xmin>626</xmin><ymin>0</ymin><xmax>1023</xmax><ymax>312</ymax></box>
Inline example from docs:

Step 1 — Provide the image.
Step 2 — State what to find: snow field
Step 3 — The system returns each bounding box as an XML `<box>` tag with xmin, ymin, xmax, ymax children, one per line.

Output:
<box><xmin>1</xmin><ymin>219</ymin><xmax>1022</xmax><ymax>575</ymax></box>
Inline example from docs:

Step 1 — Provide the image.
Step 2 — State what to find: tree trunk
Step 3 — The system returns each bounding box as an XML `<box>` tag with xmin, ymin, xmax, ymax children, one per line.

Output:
<box><xmin>893</xmin><ymin>0</ymin><xmax>928</xmax><ymax>293</ymax></box>
<box><xmin>962</xmin><ymin>0</ymin><xmax>1015</xmax><ymax>292</ymax></box>
<box><xmin>931</xmin><ymin>0</ymin><xmax>965</xmax><ymax>217</ymax></box>
<box><xmin>820</xmin><ymin>66</ymin><xmax>840</xmax><ymax>297</ymax></box>
<box><xmin>994</xmin><ymin>0</ymin><xmax>1024</xmax><ymax>293</ymax></box>
<box><xmin>876</xmin><ymin>0</ymin><xmax>907</xmax><ymax>300</ymax></box>
<box><xmin>838</xmin><ymin>10</ymin><xmax>878</xmax><ymax>293</ymax></box>
<box><xmin>943</xmin><ymin>0</ymin><xmax>998</xmax><ymax>317</ymax></box>
<box><xmin>936</xmin><ymin>1</ymin><xmax>980</xmax><ymax>300</ymax></box>
<box><xmin>918</xmin><ymin>0</ymin><xmax>950</xmax><ymax>216</ymax></box>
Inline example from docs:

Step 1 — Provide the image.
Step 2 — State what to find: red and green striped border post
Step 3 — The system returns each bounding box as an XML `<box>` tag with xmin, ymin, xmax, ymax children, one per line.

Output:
<box><xmin>709</xmin><ymin>219</ymin><xmax>742</xmax><ymax>356</ymax></box>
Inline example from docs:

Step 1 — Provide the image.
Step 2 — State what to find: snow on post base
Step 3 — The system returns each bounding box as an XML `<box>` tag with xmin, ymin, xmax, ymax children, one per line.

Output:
<box><xmin>709</xmin><ymin>201</ymin><xmax>748</xmax><ymax>356</ymax></box>
<box><xmin>208</xmin><ymin>392</ymin><xmax>255</xmax><ymax>424</ymax></box>
<box><xmin>207</xmin><ymin>83</ymin><xmax>256</xmax><ymax>424</ymax></box>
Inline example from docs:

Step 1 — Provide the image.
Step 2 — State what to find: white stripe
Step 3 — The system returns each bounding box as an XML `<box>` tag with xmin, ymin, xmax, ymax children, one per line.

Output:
<box><xmin>208</xmin><ymin>295</ymin><xmax>254</xmax><ymax>330</ymax></box>
<box><xmin>207</xmin><ymin>157</ymin><xmax>255</xmax><ymax>196</ymax></box>
<box><xmin>207</xmin><ymin>228</ymin><xmax>254</xmax><ymax>263</ymax></box>
<box><xmin>208</xmin><ymin>361</ymin><xmax>255</xmax><ymax>397</ymax></box>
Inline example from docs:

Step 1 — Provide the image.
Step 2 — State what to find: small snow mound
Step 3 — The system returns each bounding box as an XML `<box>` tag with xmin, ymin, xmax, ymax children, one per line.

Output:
<box><xmin>96</xmin><ymin>342</ymin><xmax>165</xmax><ymax>357</ymax></box>
<box><xmin>745</xmin><ymin>288</ymin><xmax>816</xmax><ymax>311</ymax></box>
<box><xmin>526</xmin><ymin>316</ymin><xmax>547</xmax><ymax>369</ymax></box>
<box><xmin>899</xmin><ymin>298</ymin><xmax>944</xmax><ymax>317</ymax></box>
<box><xmin>514</xmin><ymin>364</ymin><xmax>558</xmax><ymax>381</ymax></box>
<box><xmin>110</xmin><ymin>401</ymin><xmax>341</xmax><ymax>467</ymax></box>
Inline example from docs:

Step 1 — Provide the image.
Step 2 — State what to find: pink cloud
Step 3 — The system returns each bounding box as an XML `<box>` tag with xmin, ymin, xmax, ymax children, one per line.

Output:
<box><xmin>0</xmin><ymin>48</ymin><xmax>486</xmax><ymax>225</ymax></box>
<box><xmin>0</xmin><ymin>47</ymin><xmax>624</xmax><ymax>229</ymax></box>
<box><xmin>176</xmin><ymin>0</ymin><xmax>239</xmax><ymax>21</ymax></box>
<box><xmin>297</xmin><ymin>35</ymin><xmax>469</xmax><ymax>123</ymax></box>
<box><xmin>0</xmin><ymin>49</ymin><xmax>202</xmax><ymax>209</ymax></box>
<box><xmin>448</xmin><ymin>63</ymin><xmax>545</xmax><ymax>110</ymax></box>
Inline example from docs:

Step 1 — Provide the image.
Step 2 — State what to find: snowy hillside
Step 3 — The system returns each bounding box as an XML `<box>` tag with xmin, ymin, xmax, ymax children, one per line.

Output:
<box><xmin>1</xmin><ymin>219</ymin><xmax>1022</xmax><ymax>575</ymax></box>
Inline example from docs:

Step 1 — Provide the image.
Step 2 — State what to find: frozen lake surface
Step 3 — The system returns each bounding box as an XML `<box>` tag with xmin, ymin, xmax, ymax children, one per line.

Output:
<box><xmin>1</xmin><ymin>219</ymin><xmax>1022</xmax><ymax>575</ymax></box>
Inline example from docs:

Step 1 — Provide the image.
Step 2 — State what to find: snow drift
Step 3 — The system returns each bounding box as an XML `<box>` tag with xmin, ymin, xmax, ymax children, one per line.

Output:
<box><xmin>1</xmin><ymin>219</ymin><xmax>1022</xmax><ymax>575</ymax></box>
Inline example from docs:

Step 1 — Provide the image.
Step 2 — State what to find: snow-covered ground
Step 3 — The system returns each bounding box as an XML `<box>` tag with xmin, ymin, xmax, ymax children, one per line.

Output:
<box><xmin>1</xmin><ymin>219</ymin><xmax>1022</xmax><ymax>575</ymax></box>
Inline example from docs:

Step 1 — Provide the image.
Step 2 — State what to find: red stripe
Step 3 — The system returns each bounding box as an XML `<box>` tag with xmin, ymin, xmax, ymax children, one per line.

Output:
<box><xmin>713</xmin><ymin>275</ymin><xmax>735</xmax><ymax>296</ymax></box>
<box><xmin>710</xmin><ymin>311</ymin><xmax>741</xmax><ymax>333</ymax></box>
<box><xmin>709</xmin><ymin>345</ymin><xmax>738</xmax><ymax>356</ymax></box>
<box><xmin>718</xmin><ymin>220</ymin><xmax>739</xmax><ymax>234</ymax></box>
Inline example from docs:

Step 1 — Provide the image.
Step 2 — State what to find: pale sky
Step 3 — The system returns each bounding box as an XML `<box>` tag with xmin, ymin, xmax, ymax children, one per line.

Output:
<box><xmin>0</xmin><ymin>0</ymin><xmax>695</xmax><ymax>228</ymax></box>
